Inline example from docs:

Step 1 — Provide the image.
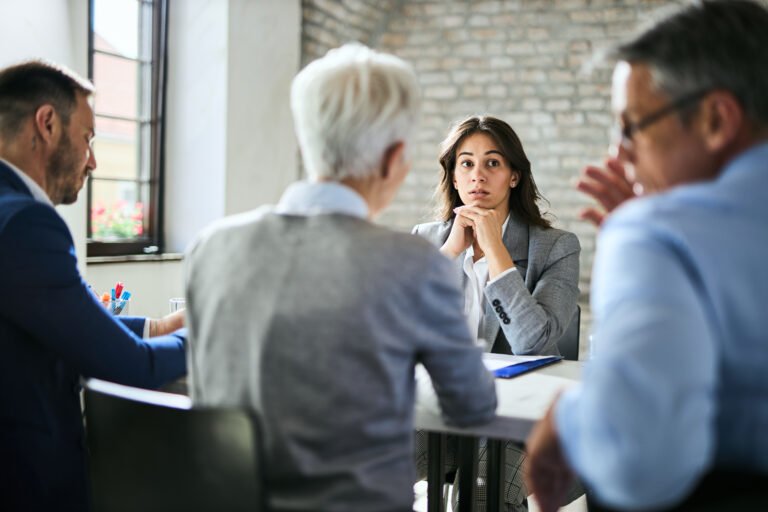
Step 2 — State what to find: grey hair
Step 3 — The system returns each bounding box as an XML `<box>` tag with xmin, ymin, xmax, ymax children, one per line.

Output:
<box><xmin>611</xmin><ymin>0</ymin><xmax>768</xmax><ymax>127</ymax></box>
<box><xmin>290</xmin><ymin>43</ymin><xmax>420</xmax><ymax>181</ymax></box>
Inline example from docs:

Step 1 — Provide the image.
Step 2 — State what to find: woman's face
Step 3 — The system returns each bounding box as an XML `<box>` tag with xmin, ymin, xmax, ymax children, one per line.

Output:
<box><xmin>452</xmin><ymin>132</ymin><xmax>519</xmax><ymax>212</ymax></box>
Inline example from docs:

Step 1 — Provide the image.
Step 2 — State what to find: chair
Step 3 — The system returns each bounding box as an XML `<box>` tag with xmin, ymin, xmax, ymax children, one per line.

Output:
<box><xmin>556</xmin><ymin>305</ymin><xmax>581</xmax><ymax>361</ymax></box>
<box><xmin>84</xmin><ymin>379</ymin><xmax>265</xmax><ymax>512</ymax></box>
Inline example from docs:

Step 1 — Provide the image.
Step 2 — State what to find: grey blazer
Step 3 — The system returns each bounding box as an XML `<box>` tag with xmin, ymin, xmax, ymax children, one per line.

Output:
<box><xmin>185</xmin><ymin>207</ymin><xmax>497</xmax><ymax>512</ymax></box>
<box><xmin>413</xmin><ymin>214</ymin><xmax>580</xmax><ymax>356</ymax></box>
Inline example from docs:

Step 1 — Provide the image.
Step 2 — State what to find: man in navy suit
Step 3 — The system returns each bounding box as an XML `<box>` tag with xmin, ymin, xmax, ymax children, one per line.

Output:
<box><xmin>0</xmin><ymin>61</ymin><xmax>187</xmax><ymax>511</ymax></box>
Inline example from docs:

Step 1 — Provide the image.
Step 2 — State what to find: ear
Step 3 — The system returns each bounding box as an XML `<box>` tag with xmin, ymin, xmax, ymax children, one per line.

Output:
<box><xmin>33</xmin><ymin>104</ymin><xmax>58</xmax><ymax>144</ymax></box>
<box><xmin>509</xmin><ymin>170</ymin><xmax>521</xmax><ymax>189</ymax></box>
<box><xmin>698</xmin><ymin>91</ymin><xmax>743</xmax><ymax>152</ymax></box>
<box><xmin>380</xmin><ymin>141</ymin><xmax>406</xmax><ymax>180</ymax></box>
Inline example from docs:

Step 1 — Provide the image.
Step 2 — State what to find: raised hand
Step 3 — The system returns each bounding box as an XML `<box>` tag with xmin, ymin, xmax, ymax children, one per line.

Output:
<box><xmin>574</xmin><ymin>157</ymin><xmax>639</xmax><ymax>227</ymax></box>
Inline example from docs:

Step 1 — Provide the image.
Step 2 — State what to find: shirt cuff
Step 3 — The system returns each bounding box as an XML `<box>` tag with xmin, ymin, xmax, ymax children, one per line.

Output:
<box><xmin>143</xmin><ymin>319</ymin><xmax>150</xmax><ymax>339</ymax></box>
<box><xmin>488</xmin><ymin>266</ymin><xmax>517</xmax><ymax>285</ymax></box>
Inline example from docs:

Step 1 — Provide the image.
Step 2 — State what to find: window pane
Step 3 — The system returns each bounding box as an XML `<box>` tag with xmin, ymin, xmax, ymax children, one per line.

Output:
<box><xmin>93</xmin><ymin>53</ymin><xmax>138</xmax><ymax>119</ymax></box>
<box><xmin>93</xmin><ymin>117</ymin><xmax>138</xmax><ymax>180</ymax></box>
<box><xmin>90</xmin><ymin>180</ymin><xmax>149</xmax><ymax>240</ymax></box>
<box><xmin>93</xmin><ymin>0</ymin><xmax>140</xmax><ymax>59</ymax></box>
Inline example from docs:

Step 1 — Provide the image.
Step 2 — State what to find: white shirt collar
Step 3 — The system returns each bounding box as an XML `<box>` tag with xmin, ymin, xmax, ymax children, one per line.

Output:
<box><xmin>274</xmin><ymin>180</ymin><xmax>369</xmax><ymax>219</ymax></box>
<box><xmin>0</xmin><ymin>157</ymin><xmax>53</xmax><ymax>206</ymax></box>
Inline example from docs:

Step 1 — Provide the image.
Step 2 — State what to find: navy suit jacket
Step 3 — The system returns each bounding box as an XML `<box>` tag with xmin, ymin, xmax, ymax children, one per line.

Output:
<box><xmin>0</xmin><ymin>160</ymin><xmax>187</xmax><ymax>511</ymax></box>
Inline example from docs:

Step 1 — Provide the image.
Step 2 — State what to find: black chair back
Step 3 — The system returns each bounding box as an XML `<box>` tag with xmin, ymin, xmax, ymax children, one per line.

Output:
<box><xmin>84</xmin><ymin>379</ymin><xmax>265</xmax><ymax>512</ymax></box>
<box><xmin>556</xmin><ymin>305</ymin><xmax>581</xmax><ymax>361</ymax></box>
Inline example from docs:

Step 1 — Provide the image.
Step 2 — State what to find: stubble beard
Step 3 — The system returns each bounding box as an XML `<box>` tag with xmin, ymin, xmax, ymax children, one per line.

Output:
<box><xmin>46</xmin><ymin>131</ymin><xmax>84</xmax><ymax>206</ymax></box>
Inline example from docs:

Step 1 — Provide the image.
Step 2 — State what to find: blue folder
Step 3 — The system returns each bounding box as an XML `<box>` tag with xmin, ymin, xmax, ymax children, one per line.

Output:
<box><xmin>493</xmin><ymin>356</ymin><xmax>563</xmax><ymax>379</ymax></box>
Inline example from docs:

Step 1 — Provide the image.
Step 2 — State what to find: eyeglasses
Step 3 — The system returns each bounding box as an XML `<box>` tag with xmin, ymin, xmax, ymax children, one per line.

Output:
<box><xmin>614</xmin><ymin>88</ymin><xmax>710</xmax><ymax>150</ymax></box>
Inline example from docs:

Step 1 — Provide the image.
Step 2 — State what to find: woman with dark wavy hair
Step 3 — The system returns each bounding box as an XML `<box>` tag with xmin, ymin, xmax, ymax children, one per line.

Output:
<box><xmin>413</xmin><ymin>115</ymin><xmax>582</xmax><ymax>510</ymax></box>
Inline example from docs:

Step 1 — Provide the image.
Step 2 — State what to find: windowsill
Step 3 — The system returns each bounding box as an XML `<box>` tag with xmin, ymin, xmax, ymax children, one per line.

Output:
<box><xmin>86</xmin><ymin>252</ymin><xmax>183</xmax><ymax>265</ymax></box>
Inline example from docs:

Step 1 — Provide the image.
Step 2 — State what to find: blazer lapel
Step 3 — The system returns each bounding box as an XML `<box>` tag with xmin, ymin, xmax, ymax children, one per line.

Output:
<box><xmin>0</xmin><ymin>160</ymin><xmax>34</xmax><ymax>197</ymax></box>
<box><xmin>501</xmin><ymin>214</ymin><xmax>530</xmax><ymax>268</ymax></box>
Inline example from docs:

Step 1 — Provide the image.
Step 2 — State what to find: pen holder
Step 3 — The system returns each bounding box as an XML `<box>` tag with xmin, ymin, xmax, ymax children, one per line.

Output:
<box><xmin>103</xmin><ymin>298</ymin><xmax>130</xmax><ymax>316</ymax></box>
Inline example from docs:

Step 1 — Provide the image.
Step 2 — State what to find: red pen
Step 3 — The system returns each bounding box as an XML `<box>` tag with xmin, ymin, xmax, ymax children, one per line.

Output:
<box><xmin>115</xmin><ymin>281</ymin><xmax>124</xmax><ymax>299</ymax></box>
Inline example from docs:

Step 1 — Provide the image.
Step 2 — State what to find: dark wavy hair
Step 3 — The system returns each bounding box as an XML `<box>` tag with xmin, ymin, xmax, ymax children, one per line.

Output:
<box><xmin>436</xmin><ymin>115</ymin><xmax>551</xmax><ymax>228</ymax></box>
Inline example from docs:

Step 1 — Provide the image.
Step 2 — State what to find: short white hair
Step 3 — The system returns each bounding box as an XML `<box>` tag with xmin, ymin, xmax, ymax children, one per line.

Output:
<box><xmin>290</xmin><ymin>43</ymin><xmax>420</xmax><ymax>181</ymax></box>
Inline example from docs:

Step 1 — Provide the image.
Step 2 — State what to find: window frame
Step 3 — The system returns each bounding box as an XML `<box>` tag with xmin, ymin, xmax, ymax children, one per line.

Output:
<box><xmin>86</xmin><ymin>0</ymin><xmax>169</xmax><ymax>257</ymax></box>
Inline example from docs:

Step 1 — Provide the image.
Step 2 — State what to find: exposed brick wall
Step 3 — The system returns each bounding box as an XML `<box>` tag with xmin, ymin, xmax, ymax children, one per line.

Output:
<box><xmin>300</xmin><ymin>0</ymin><xmax>689</xmax><ymax>355</ymax></box>
<box><xmin>301</xmin><ymin>0</ymin><xmax>401</xmax><ymax>66</ymax></box>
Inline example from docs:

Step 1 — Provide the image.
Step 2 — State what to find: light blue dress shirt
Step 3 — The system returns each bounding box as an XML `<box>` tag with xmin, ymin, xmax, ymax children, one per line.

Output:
<box><xmin>556</xmin><ymin>142</ymin><xmax>768</xmax><ymax>509</ymax></box>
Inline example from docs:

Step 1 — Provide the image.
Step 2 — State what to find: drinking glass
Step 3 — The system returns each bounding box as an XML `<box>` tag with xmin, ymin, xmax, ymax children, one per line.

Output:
<box><xmin>169</xmin><ymin>298</ymin><xmax>186</xmax><ymax>313</ymax></box>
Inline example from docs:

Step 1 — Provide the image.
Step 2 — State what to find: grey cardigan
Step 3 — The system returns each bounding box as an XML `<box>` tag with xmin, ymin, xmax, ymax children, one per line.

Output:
<box><xmin>413</xmin><ymin>214</ymin><xmax>580</xmax><ymax>356</ymax></box>
<box><xmin>185</xmin><ymin>199</ymin><xmax>497</xmax><ymax>512</ymax></box>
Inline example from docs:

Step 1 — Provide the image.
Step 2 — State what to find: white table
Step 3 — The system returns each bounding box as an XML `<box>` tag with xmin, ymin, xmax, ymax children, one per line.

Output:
<box><xmin>415</xmin><ymin>356</ymin><xmax>584</xmax><ymax>512</ymax></box>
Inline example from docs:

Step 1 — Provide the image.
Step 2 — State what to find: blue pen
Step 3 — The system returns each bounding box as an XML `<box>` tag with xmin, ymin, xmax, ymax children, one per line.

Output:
<box><xmin>110</xmin><ymin>288</ymin><xmax>116</xmax><ymax>313</ymax></box>
<box><xmin>113</xmin><ymin>291</ymin><xmax>131</xmax><ymax>315</ymax></box>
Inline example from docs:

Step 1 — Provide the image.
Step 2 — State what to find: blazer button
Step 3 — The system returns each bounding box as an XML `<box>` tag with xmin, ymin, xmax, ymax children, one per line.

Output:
<box><xmin>494</xmin><ymin>305</ymin><xmax>503</xmax><ymax>313</ymax></box>
<box><xmin>500</xmin><ymin>312</ymin><xmax>508</xmax><ymax>320</ymax></box>
<box><xmin>492</xmin><ymin>299</ymin><xmax>500</xmax><ymax>306</ymax></box>
<box><xmin>503</xmin><ymin>318</ymin><xmax>511</xmax><ymax>325</ymax></box>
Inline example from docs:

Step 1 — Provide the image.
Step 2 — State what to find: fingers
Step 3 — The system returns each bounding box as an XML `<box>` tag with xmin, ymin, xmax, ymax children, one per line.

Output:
<box><xmin>578</xmin><ymin>207</ymin><xmax>605</xmax><ymax>227</ymax></box>
<box><xmin>454</xmin><ymin>205</ymin><xmax>497</xmax><ymax>225</ymax></box>
<box><xmin>453</xmin><ymin>212</ymin><xmax>474</xmax><ymax>229</ymax></box>
<box><xmin>576</xmin><ymin>165</ymin><xmax>633</xmax><ymax>212</ymax></box>
<box><xmin>604</xmin><ymin>156</ymin><xmax>632</xmax><ymax>183</ymax></box>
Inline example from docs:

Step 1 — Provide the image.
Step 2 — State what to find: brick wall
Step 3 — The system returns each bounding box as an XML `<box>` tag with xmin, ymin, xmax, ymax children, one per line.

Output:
<box><xmin>300</xmin><ymin>0</ymin><xmax>688</xmax><ymax>354</ymax></box>
<box><xmin>301</xmin><ymin>0</ymin><xmax>401</xmax><ymax>66</ymax></box>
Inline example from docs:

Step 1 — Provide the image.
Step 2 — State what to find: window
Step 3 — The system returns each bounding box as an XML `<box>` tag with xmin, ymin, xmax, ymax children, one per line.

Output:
<box><xmin>87</xmin><ymin>0</ymin><xmax>168</xmax><ymax>256</ymax></box>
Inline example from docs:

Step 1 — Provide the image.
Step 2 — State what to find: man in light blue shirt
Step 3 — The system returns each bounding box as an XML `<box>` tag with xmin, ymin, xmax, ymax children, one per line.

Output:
<box><xmin>526</xmin><ymin>1</ymin><xmax>768</xmax><ymax>510</ymax></box>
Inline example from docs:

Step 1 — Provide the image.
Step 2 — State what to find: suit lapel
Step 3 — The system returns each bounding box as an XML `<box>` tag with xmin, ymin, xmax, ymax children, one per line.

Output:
<box><xmin>0</xmin><ymin>160</ymin><xmax>34</xmax><ymax>197</ymax></box>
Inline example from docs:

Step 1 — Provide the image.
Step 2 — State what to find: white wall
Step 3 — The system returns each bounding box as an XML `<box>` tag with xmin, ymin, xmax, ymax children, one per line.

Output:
<box><xmin>0</xmin><ymin>0</ymin><xmax>90</xmax><ymax>274</ymax></box>
<box><xmin>165</xmin><ymin>0</ymin><xmax>301</xmax><ymax>253</ymax></box>
<box><xmin>86</xmin><ymin>259</ymin><xmax>184</xmax><ymax>318</ymax></box>
<box><xmin>164</xmin><ymin>0</ymin><xmax>229</xmax><ymax>254</ymax></box>
<box><xmin>224</xmin><ymin>0</ymin><xmax>301</xmax><ymax>215</ymax></box>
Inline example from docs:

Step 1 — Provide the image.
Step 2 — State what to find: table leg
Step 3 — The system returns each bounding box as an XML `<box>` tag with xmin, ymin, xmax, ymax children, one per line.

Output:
<box><xmin>427</xmin><ymin>432</ymin><xmax>446</xmax><ymax>512</ymax></box>
<box><xmin>486</xmin><ymin>439</ymin><xmax>505</xmax><ymax>511</ymax></box>
<box><xmin>456</xmin><ymin>436</ymin><xmax>478</xmax><ymax>512</ymax></box>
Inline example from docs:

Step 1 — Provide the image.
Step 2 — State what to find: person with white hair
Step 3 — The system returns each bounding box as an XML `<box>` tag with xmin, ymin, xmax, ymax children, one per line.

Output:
<box><xmin>184</xmin><ymin>43</ymin><xmax>497</xmax><ymax>511</ymax></box>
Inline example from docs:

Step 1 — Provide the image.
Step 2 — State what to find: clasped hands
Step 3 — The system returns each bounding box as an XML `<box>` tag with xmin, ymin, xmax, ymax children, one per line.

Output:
<box><xmin>440</xmin><ymin>204</ymin><xmax>514</xmax><ymax>279</ymax></box>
